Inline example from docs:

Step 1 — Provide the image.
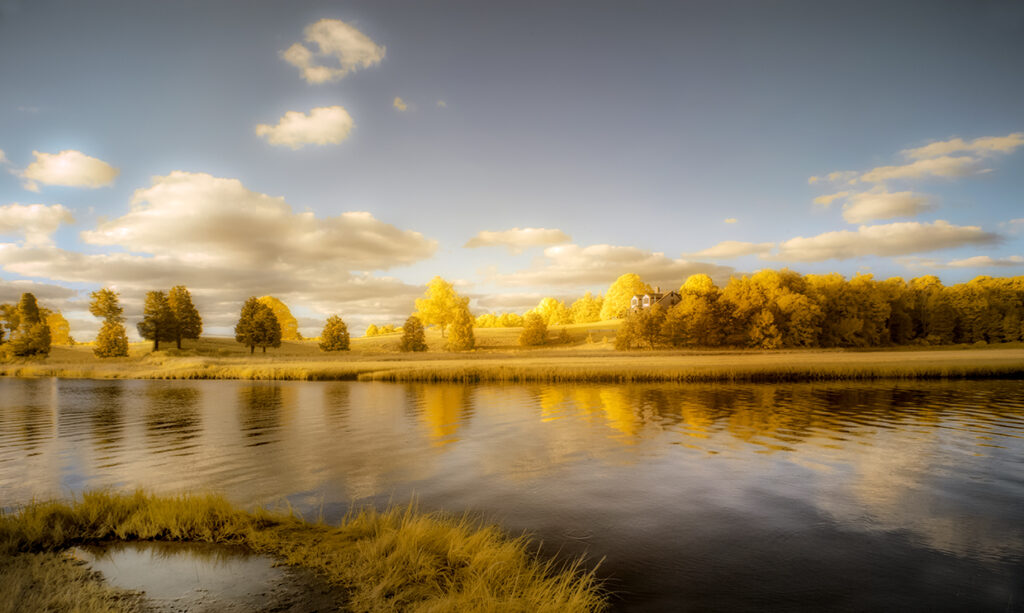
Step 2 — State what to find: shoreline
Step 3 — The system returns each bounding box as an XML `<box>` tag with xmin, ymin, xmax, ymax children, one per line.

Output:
<box><xmin>2</xmin><ymin>345</ymin><xmax>1022</xmax><ymax>384</ymax></box>
<box><xmin>0</xmin><ymin>491</ymin><xmax>605</xmax><ymax>612</ymax></box>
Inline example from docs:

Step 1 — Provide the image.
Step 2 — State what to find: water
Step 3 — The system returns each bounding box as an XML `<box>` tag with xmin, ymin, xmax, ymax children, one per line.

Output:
<box><xmin>1</xmin><ymin>377</ymin><xmax>1022</xmax><ymax>611</ymax></box>
<box><xmin>71</xmin><ymin>541</ymin><xmax>345</xmax><ymax>612</ymax></box>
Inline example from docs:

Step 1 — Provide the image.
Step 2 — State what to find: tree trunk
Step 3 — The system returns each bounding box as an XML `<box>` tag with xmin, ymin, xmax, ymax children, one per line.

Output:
<box><xmin>250</xmin><ymin>345</ymin><xmax>255</xmax><ymax>354</ymax></box>
<box><xmin>262</xmin><ymin>346</ymin><xmax>266</xmax><ymax>353</ymax></box>
<box><xmin>176</xmin><ymin>334</ymin><xmax>182</xmax><ymax>350</ymax></box>
<box><xmin>153</xmin><ymin>339</ymin><xmax>159</xmax><ymax>351</ymax></box>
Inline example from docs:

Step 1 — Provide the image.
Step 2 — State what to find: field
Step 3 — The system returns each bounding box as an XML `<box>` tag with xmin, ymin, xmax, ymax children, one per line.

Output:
<box><xmin>1</xmin><ymin>321</ymin><xmax>1022</xmax><ymax>383</ymax></box>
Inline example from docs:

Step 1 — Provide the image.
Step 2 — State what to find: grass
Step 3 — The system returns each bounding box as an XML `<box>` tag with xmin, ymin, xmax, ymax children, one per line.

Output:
<box><xmin>2</xmin><ymin>328</ymin><xmax>1022</xmax><ymax>383</ymax></box>
<box><xmin>0</xmin><ymin>491</ymin><xmax>607</xmax><ymax>613</ymax></box>
<box><xmin>0</xmin><ymin>551</ymin><xmax>145</xmax><ymax>613</ymax></box>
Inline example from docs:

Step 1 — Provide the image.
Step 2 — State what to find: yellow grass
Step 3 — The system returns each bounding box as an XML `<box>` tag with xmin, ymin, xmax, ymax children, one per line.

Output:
<box><xmin>1</xmin><ymin>332</ymin><xmax>1022</xmax><ymax>383</ymax></box>
<box><xmin>0</xmin><ymin>491</ymin><xmax>606</xmax><ymax>613</ymax></box>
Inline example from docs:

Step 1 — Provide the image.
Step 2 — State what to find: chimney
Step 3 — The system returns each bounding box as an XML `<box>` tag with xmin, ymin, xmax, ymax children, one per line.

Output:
<box><xmin>655</xmin><ymin>286</ymin><xmax>661</xmax><ymax>293</ymax></box>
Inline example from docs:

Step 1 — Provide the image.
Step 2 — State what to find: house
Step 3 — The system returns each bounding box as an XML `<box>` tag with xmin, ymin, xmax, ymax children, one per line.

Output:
<box><xmin>630</xmin><ymin>287</ymin><xmax>681</xmax><ymax>311</ymax></box>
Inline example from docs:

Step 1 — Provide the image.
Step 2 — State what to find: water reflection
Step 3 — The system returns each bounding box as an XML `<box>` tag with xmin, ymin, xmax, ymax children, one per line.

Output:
<box><xmin>407</xmin><ymin>384</ymin><xmax>473</xmax><ymax>446</ymax></box>
<box><xmin>0</xmin><ymin>378</ymin><xmax>1021</xmax><ymax>610</ymax></box>
<box><xmin>145</xmin><ymin>383</ymin><xmax>200</xmax><ymax>455</ymax></box>
<box><xmin>238</xmin><ymin>384</ymin><xmax>284</xmax><ymax>445</ymax></box>
<box><xmin>88</xmin><ymin>382</ymin><xmax>125</xmax><ymax>456</ymax></box>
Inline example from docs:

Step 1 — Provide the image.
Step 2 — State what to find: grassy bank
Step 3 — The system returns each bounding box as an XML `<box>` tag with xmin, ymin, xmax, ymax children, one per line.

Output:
<box><xmin>1</xmin><ymin>491</ymin><xmax>606</xmax><ymax>613</ymax></box>
<box><xmin>1</xmin><ymin>336</ymin><xmax>1022</xmax><ymax>383</ymax></box>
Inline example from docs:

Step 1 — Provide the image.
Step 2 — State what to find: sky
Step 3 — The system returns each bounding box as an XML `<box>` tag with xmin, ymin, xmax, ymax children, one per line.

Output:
<box><xmin>1</xmin><ymin>0</ymin><xmax>1022</xmax><ymax>339</ymax></box>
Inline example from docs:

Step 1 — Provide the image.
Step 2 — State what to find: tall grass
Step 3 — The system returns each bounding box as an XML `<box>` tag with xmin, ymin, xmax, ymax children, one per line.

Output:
<box><xmin>0</xmin><ymin>491</ymin><xmax>607</xmax><ymax>613</ymax></box>
<box><xmin>2</xmin><ymin>340</ymin><xmax>1022</xmax><ymax>384</ymax></box>
<box><xmin>361</xmin><ymin>361</ymin><xmax>1024</xmax><ymax>383</ymax></box>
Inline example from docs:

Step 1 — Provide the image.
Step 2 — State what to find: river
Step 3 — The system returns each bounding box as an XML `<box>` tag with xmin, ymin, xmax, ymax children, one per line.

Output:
<box><xmin>1</xmin><ymin>377</ymin><xmax>1022</xmax><ymax>611</ymax></box>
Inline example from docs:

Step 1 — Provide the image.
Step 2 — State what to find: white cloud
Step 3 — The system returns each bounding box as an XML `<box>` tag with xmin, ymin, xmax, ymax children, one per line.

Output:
<box><xmin>494</xmin><ymin>243</ymin><xmax>735</xmax><ymax>288</ymax></box>
<box><xmin>0</xmin><ymin>172</ymin><xmax>442</xmax><ymax>340</ymax></box>
<box><xmin>0</xmin><ymin>149</ymin><xmax>7</xmax><ymax>165</ymax></box>
<box><xmin>393</xmin><ymin>97</ymin><xmax>408</xmax><ymax>112</ymax></box>
<box><xmin>772</xmin><ymin>220</ymin><xmax>999</xmax><ymax>262</ymax></box>
<box><xmin>282</xmin><ymin>19</ymin><xmax>386</xmax><ymax>84</ymax></box>
<box><xmin>841</xmin><ymin>190</ymin><xmax>932</xmax><ymax>224</ymax></box>
<box><xmin>21</xmin><ymin>150</ymin><xmax>119</xmax><ymax>191</ymax></box>
<box><xmin>255</xmin><ymin>106</ymin><xmax>354</xmax><ymax>149</ymax></box>
<box><xmin>724</xmin><ymin>218</ymin><xmax>737</xmax><ymax>224</ymax></box>
<box><xmin>437</xmin><ymin>100</ymin><xmax>447</xmax><ymax>108</ymax></box>
<box><xmin>808</xmin><ymin>171</ymin><xmax>857</xmax><ymax>185</ymax></box>
<box><xmin>464</xmin><ymin>227</ymin><xmax>571</xmax><ymax>253</ymax></box>
<box><xmin>687</xmin><ymin>240</ymin><xmax>775</xmax><ymax>259</ymax></box>
<box><xmin>902</xmin><ymin>132</ymin><xmax>1024</xmax><ymax>159</ymax></box>
<box><xmin>0</xmin><ymin>203</ymin><xmax>74</xmax><ymax>246</ymax></box>
<box><xmin>946</xmin><ymin>255</ymin><xmax>1024</xmax><ymax>268</ymax></box>
<box><xmin>81</xmin><ymin>171</ymin><xmax>435</xmax><ymax>270</ymax></box>
<box><xmin>859</xmin><ymin>156</ymin><xmax>982</xmax><ymax>183</ymax></box>
<box><xmin>813</xmin><ymin>191</ymin><xmax>849</xmax><ymax>206</ymax></box>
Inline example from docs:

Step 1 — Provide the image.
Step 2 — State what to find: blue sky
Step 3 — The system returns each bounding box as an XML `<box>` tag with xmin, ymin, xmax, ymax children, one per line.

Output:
<box><xmin>0</xmin><ymin>0</ymin><xmax>1022</xmax><ymax>337</ymax></box>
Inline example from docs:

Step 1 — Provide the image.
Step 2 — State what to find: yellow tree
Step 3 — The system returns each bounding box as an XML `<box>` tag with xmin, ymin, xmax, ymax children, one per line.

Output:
<box><xmin>534</xmin><ymin>297</ymin><xmax>571</xmax><ymax>325</ymax></box>
<box><xmin>499</xmin><ymin>312</ymin><xmax>524</xmax><ymax>327</ymax></box>
<box><xmin>519</xmin><ymin>312</ymin><xmax>547</xmax><ymax>346</ymax></box>
<box><xmin>258</xmin><ymin>296</ymin><xmax>301</xmax><ymax>341</ymax></box>
<box><xmin>89</xmin><ymin>288</ymin><xmax>128</xmax><ymax>358</ymax></box>
<box><xmin>319</xmin><ymin>315</ymin><xmax>350</xmax><ymax>351</ymax></box>
<box><xmin>600</xmin><ymin>274</ymin><xmax>651</xmax><ymax>321</ymax></box>
<box><xmin>46</xmin><ymin>311</ymin><xmax>73</xmax><ymax>345</ymax></box>
<box><xmin>414</xmin><ymin>276</ymin><xmax>468</xmax><ymax>337</ymax></box>
<box><xmin>680</xmin><ymin>273</ymin><xmax>717</xmax><ymax>296</ymax></box>
<box><xmin>446</xmin><ymin>305</ymin><xmax>475</xmax><ymax>351</ymax></box>
<box><xmin>569</xmin><ymin>292</ymin><xmax>603</xmax><ymax>323</ymax></box>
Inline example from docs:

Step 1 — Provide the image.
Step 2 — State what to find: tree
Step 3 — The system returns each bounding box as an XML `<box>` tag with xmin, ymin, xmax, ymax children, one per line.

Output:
<box><xmin>46</xmin><ymin>311</ymin><xmax>73</xmax><ymax>345</ymax></box>
<box><xmin>90</xmin><ymin>288</ymin><xmax>129</xmax><ymax>358</ymax></box>
<box><xmin>518</xmin><ymin>312</ymin><xmax>547</xmax><ymax>346</ymax></box>
<box><xmin>570</xmin><ymin>292</ymin><xmax>603</xmax><ymax>324</ymax></box>
<box><xmin>94</xmin><ymin>321</ymin><xmax>129</xmax><ymax>358</ymax></box>
<box><xmin>365</xmin><ymin>324</ymin><xmax>380</xmax><ymax>337</ymax></box>
<box><xmin>632</xmin><ymin>305</ymin><xmax>667</xmax><ymax>349</ymax></box>
<box><xmin>534</xmin><ymin>297</ymin><xmax>571</xmax><ymax>325</ymax></box>
<box><xmin>235</xmin><ymin>297</ymin><xmax>281</xmax><ymax>354</ymax></box>
<box><xmin>89</xmin><ymin>288</ymin><xmax>124</xmax><ymax>321</ymax></box>
<box><xmin>476</xmin><ymin>313</ymin><xmax>499</xmax><ymax>328</ymax></box>
<box><xmin>168</xmin><ymin>285</ymin><xmax>202</xmax><ymax>349</ymax></box>
<box><xmin>446</xmin><ymin>306</ymin><xmax>475</xmax><ymax>351</ymax></box>
<box><xmin>254</xmin><ymin>304</ymin><xmax>282</xmax><ymax>353</ymax></box>
<box><xmin>258</xmin><ymin>296</ymin><xmax>301</xmax><ymax>341</ymax></box>
<box><xmin>137</xmin><ymin>291</ymin><xmax>177</xmax><ymax>351</ymax></box>
<box><xmin>400</xmin><ymin>315</ymin><xmax>428</xmax><ymax>352</ymax></box>
<box><xmin>8</xmin><ymin>293</ymin><xmax>51</xmax><ymax>357</ymax></box>
<box><xmin>498</xmin><ymin>312</ymin><xmax>524</xmax><ymax>328</ymax></box>
<box><xmin>600</xmin><ymin>274</ymin><xmax>652</xmax><ymax>321</ymax></box>
<box><xmin>415</xmin><ymin>276</ymin><xmax>468</xmax><ymax>337</ymax></box>
<box><xmin>681</xmin><ymin>273</ymin><xmax>717</xmax><ymax>296</ymax></box>
<box><xmin>319</xmin><ymin>315</ymin><xmax>350</xmax><ymax>351</ymax></box>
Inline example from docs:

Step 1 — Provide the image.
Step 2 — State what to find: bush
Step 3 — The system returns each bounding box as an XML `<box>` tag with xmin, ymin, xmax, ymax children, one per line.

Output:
<box><xmin>519</xmin><ymin>313</ymin><xmax>547</xmax><ymax>346</ymax></box>
<box><xmin>400</xmin><ymin>316</ymin><xmax>427</xmax><ymax>352</ymax></box>
<box><xmin>319</xmin><ymin>315</ymin><xmax>350</xmax><ymax>351</ymax></box>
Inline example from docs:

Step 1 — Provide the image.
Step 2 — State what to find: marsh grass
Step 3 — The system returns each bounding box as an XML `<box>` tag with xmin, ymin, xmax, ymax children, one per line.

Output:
<box><xmin>2</xmin><ymin>336</ymin><xmax>1022</xmax><ymax>384</ymax></box>
<box><xmin>0</xmin><ymin>491</ymin><xmax>607</xmax><ymax>613</ymax></box>
<box><xmin>0</xmin><ymin>551</ymin><xmax>146</xmax><ymax>613</ymax></box>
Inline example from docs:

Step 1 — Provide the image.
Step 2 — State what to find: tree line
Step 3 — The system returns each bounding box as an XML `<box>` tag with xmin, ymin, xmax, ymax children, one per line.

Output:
<box><xmin>4</xmin><ymin>270</ymin><xmax>1021</xmax><ymax>359</ymax></box>
<box><xmin>615</xmin><ymin>271</ymin><xmax>1024</xmax><ymax>350</ymax></box>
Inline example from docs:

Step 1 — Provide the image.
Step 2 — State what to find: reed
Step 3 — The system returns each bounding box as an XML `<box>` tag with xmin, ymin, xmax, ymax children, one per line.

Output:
<box><xmin>2</xmin><ymin>342</ymin><xmax>1022</xmax><ymax>384</ymax></box>
<box><xmin>0</xmin><ymin>491</ymin><xmax>607</xmax><ymax>613</ymax></box>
